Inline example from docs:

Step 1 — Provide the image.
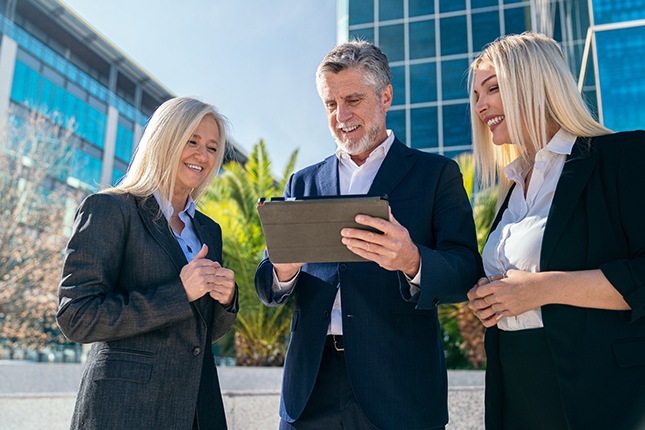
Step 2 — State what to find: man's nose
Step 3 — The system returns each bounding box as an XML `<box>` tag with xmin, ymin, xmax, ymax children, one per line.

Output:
<box><xmin>336</xmin><ymin>105</ymin><xmax>352</xmax><ymax>123</ymax></box>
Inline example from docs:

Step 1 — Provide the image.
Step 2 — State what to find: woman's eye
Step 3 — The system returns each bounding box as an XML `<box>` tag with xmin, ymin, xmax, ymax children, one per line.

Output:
<box><xmin>207</xmin><ymin>146</ymin><xmax>217</xmax><ymax>153</ymax></box>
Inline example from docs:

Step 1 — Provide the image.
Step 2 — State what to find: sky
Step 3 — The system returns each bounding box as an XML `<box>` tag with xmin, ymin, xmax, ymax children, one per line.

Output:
<box><xmin>60</xmin><ymin>0</ymin><xmax>338</xmax><ymax>176</ymax></box>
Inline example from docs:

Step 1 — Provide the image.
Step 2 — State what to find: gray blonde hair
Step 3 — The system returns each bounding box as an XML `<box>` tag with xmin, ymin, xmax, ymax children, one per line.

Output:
<box><xmin>468</xmin><ymin>32</ymin><xmax>610</xmax><ymax>193</ymax></box>
<box><xmin>316</xmin><ymin>40</ymin><xmax>391</xmax><ymax>96</ymax></box>
<box><xmin>111</xmin><ymin>96</ymin><xmax>228</xmax><ymax>203</ymax></box>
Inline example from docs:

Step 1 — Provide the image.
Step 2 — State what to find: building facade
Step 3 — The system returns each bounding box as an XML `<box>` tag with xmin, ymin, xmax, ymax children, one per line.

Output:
<box><xmin>0</xmin><ymin>0</ymin><xmax>245</xmax><ymax>194</ymax></box>
<box><xmin>337</xmin><ymin>0</ymin><xmax>645</xmax><ymax>157</ymax></box>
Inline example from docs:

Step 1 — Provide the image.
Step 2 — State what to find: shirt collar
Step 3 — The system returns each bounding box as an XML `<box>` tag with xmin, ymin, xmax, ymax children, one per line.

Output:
<box><xmin>544</xmin><ymin>128</ymin><xmax>576</xmax><ymax>156</ymax></box>
<box><xmin>504</xmin><ymin>128</ymin><xmax>577</xmax><ymax>182</ymax></box>
<box><xmin>153</xmin><ymin>191</ymin><xmax>196</xmax><ymax>221</ymax></box>
<box><xmin>335</xmin><ymin>129</ymin><xmax>395</xmax><ymax>163</ymax></box>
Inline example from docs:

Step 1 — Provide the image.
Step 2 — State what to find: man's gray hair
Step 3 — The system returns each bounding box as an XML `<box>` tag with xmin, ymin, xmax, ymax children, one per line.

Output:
<box><xmin>316</xmin><ymin>40</ymin><xmax>391</xmax><ymax>95</ymax></box>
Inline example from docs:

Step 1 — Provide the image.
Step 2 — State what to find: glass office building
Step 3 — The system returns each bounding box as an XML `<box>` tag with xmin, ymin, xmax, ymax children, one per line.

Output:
<box><xmin>338</xmin><ymin>0</ymin><xmax>645</xmax><ymax>157</ymax></box>
<box><xmin>0</xmin><ymin>0</ymin><xmax>173</xmax><ymax>192</ymax></box>
<box><xmin>0</xmin><ymin>0</ymin><xmax>245</xmax><ymax>193</ymax></box>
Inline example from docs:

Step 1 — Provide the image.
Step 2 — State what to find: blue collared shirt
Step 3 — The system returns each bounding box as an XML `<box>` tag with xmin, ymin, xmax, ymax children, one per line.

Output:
<box><xmin>153</xmin><ymin>192</ymin><xmax>202</xmax><ymax>262</ymax></box>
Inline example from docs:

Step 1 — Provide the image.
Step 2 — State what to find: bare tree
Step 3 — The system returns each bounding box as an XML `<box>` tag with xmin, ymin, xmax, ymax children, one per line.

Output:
<box><xmin>0</xmin><ymin>109</ymin><xmax>83</xmax><ymax>356</ymax></box>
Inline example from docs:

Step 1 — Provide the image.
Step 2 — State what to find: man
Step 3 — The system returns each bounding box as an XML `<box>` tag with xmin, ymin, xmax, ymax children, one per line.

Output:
<box><xmin>255</xmin><ymin>41</ymin><xmax>481</xmax><ymax>430</ymax></box>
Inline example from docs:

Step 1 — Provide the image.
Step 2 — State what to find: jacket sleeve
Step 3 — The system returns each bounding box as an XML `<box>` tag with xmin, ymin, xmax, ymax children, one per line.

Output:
<box><xmin>255</xmin><ymin>173</ymin><xmax>299</xmax><ymax>307</ymax></box>
<box><xmin>598</xmin><ymin>133</ymin><xmax>645</xmax><ymax>322</ymax></box>
<box><xmin>56</xmin><ymin>193</ymin><xmax>194</xmax><ymax>343</ymax></box>
<box><xmin>399</xmin><ymin>159</ymin><xmax>483</xmax><ymax>308</ymax></box>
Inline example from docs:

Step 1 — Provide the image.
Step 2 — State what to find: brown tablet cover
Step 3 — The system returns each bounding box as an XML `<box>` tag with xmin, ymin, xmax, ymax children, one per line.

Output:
<box><xmin>257</xmin><ymin>195</ymin><xmax>389</xmax><ymax>263</ymax></box>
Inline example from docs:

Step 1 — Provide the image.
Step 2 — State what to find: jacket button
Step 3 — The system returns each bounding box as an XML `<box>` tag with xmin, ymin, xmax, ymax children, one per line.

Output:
<box><xmin>323</xmin><ymin>311</ymin><xmax>330</xmax><ymax>320</ymax></box>
<box><xmin>339</xmin><ymin>264</ymin><xmax>347</xmax><ymax>272</ymax></box>
<box><xmin>192</xmin><ymin>347</ymin><xmax>201</xmax><ymax>356</ymax></box>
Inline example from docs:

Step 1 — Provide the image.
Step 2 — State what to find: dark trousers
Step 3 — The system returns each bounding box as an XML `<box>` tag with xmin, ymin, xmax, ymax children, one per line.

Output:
<box><xmin>280</xmin><ymin>336</ymin><xmax>380</xmax><ymax>430</ymax></box>
<box><xmin>498</xmin><ymin>328</ymin><xmax>568</xmax><ymax>430</ymax></box>
<box><xmin>280</xmin><ymin>336</ymin><xmax>446</xmax><ymax>430</ymax></box>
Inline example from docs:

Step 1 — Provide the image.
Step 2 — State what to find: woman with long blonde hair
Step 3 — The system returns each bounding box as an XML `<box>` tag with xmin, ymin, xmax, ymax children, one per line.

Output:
<box><xmin>467</xmin><ymin>32</ymin><xmax>645</xmax><ymax>429</ymax></box>
<box><xmin>57</xmin><ymin>96</ymin><xmax>237</xmax><ymax>429</ymax></box>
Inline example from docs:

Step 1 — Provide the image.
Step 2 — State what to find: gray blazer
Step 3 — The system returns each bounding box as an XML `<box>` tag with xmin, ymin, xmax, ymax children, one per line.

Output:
<box><xmin>57</xmin><ymin>192</ymin><xmax>236</xmax><ymax>430</ymax></box>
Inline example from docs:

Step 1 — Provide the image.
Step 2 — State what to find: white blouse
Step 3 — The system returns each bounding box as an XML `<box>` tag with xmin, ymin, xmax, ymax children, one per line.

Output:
<box><xmin>482</xmin><ymin>129</ymin><xmax>577</xmax><ymax>331</ymax></box>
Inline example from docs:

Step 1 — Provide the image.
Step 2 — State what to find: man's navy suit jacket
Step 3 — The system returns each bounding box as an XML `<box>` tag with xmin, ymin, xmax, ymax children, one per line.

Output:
<box><xmin>256</xmin><ymin>139</ymin><xmax>482</xmax><ymax>429</ymax></box>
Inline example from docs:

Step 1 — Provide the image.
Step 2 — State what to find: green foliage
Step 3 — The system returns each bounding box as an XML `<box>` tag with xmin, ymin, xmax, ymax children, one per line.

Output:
<box><xmin>437</xmin><ymin>152</ymin><xmax>498</xmax><ymax>369</ymax></box>
<box><xmin>199</xmin><ymin>140</ymin><xmax>298</xmax><ymax>366</ymax></box>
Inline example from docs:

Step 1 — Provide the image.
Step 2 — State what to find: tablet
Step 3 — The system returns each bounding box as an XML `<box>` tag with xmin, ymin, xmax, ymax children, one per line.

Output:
<box><xmin>257</xmin><ymin>195</ymin><xmax>389</xmax><ymax>263</ymax></box>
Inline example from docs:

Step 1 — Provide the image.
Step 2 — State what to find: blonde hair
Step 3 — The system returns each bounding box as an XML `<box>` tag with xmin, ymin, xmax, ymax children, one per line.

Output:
<box><xmin>468</xmin><ymin>32</ymin><xmax>610</xmax><ymax>197</ymax></box>
<box><xmin>110</xmin><ymin>96</ymin><xmax>228</xmax><ymax>203</ymax></box>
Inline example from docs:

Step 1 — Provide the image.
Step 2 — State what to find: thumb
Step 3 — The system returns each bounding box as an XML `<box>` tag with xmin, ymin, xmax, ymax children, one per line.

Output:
<box><xmin>388</xmin><ymin>206</ymin><xmax>401</xmax><ymax>226</ymax></box>
<box><xmin>192</xmin><ymin>244</ymin><xmax>208</xmax><ymax>261</ymax></box>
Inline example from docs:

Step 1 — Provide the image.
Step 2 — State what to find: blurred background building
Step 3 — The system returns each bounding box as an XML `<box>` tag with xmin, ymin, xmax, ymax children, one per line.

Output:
<box><xmin>337</xmin><ymin>0</ymin><xmax>645</xmax><ymax>158</ymax></box>
<box><xmin>0</xmin><ymin>0</ymin><xmax>245</xmax><ymax>194</ymax></box>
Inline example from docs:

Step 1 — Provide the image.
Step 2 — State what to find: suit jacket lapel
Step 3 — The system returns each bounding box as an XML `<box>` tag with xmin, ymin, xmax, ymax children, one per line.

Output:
<box><xmin>541</xmin><ymin>138</ymin><xmax>598</xmax><ymax>268</ymax></box>
<box><xmin>315</xmin><ymin>155</ymin><xmax>340</xmax><ymax>196</ymax></box>
<box><xmin>368</xmin><ymin>138</ymin><xmax>417</xmax><ymax>197</ymax></box>
<box><xmin>192</xmin><ymin>213</ymin><xmax>221</xmax><ymax>263</ymax></box>
<box><xmin>490</xmin><ymin>184</ymin><xmax>514</xmax><ymax>234</ymax></box>
<box><xmin>136</xmin><ymin>196</ymin><xmax>187</xmax><ymax>272</ymax></box>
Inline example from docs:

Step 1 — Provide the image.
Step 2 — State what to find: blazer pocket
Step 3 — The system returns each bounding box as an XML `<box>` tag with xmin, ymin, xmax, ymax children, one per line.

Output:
<box><xmin>94</xmin><ymin>348</ymin><xmax>154</xmax><ymax>383</ymax></box>
<box><xmin>612</xmin><ymin>338</ymin><xmax>645</xmax><ymax>368</ymax></box>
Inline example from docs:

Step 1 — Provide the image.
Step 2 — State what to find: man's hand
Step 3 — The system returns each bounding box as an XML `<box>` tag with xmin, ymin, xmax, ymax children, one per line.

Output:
<box><xmin>341</xmin><ymin>208</ymin><xmax>420</xmax><ymax>277</ymax></box>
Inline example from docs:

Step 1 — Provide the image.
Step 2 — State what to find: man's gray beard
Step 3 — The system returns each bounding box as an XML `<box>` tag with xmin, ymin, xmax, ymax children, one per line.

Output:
<box><xmin>333</xmin><ymin>123</ymin><xmax>381</xmax><ymax>156</ymax></box>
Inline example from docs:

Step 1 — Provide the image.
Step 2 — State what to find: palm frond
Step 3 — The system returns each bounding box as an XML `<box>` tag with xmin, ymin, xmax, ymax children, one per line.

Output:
<box><xmin>199</xmin><ymin>139</ymin><xmax>298</xmax><ymax>365</ymax></box>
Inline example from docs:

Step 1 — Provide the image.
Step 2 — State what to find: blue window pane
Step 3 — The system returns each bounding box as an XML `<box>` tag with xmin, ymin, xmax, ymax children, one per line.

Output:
<box><xmin>391</xmin><ymin>65</ymin><xmax>406</xmax><ymax>106</ymax></box>
<box><xmin>409</xmin><ymin>0</ymin><xmax>433</xmax><ymax>17</ymax></box>
<box><xmin>112</xmin><ymin>168</ymin><xmax>126</xmax><ymax>186</ymax></box>
<box><xmin>116</xmin><ymin>124</ymin><xmax>134</xmax><ymax>162</ymax></box>
<box><xmin>349</xmin><ymin>0</ymin><xmax>374</xmax><ymax>25</ymax></box>
<box><xmin>472</xmin><ymin>11</ymin><xmax>501</xmax><ymax>53</ymax></box>
<box><xmin>72</xmin><ymin>149</ymin><xmax>101</xmax><ymax>190</ymax></box>
<box><xmin>441</xmin><ymin>59</ymin><xmax>469</xmax><ymax>100</ymax></box>
<box><xmin>592</xmin><ymin>0</ymin><xmax>645</xmax><ymax>25</ymax></box>
<box><xmin>504</xmin><ymin>0</ymin><xmax>523</xmax><ymax>3</ymax></box>
<box><xmin>410</xmin><ymin>19</ymin><xmax>436</xmax><ymax>60</ymax></box>
<box><xmin>440</xmin><ymin>16</ymin><xmax>468</xmax><ymax>56</ymax></box>
<box><xmin>11</xmin><ymin>61</ymin><xmax>40</xmax><ymax>107</ymax></box>
<box><xmin>442</xmin><ymin>103</ymin><xmax>471</xmax><ymax>148</ymax></box>
<box><xmin>387</xmin><ymin>108</ymin><xmax>406</xmax><ymax>142</ymax></box>
<box><xmin>595</xmin><ymin>26</ymin><xmax>645</xmax><ymax>131</ymax></box>
<box><xmin>472</xmin><ymin>0</ymin><xmax>498</xmax><ymax>8</ymax></box>
<box><xmin>504</xmin><ymin>7</ymin><xmax>530</xmax><ymax>35</ymax></box>
<box><xmin>411</xmin><ymin>107</ymin><xmax>438</xmax><ymax>149</ymax></box>
<box><xmin>379</xmin><ymin>0</ymin><xmax>403</xmax><ymax>21</ymax></box>
<box><xmin>87</xmin><ymin>107</ymin><xmax>107</xmax><ymax>147</ymax></box>
<box><xmin>349</xmin><ymin>28</ymin><xmax>375</xmax><ymax>44</ymax></box>
<box><xmin>410</xmin><ymin>62</ymin><xmax>437</xmax><ymax>104</ymax></box>
<box><xmin>379</xmin><ymin>24</ymin><xmax>405</xmax><ymax>62</ymax></box>
<box><xmin>440</xmin><ymin>0</ymin><xmax>465</xmax><ymax>13</ymax></box>
<box><xmin>37</xmin><ymin>79</ymin><xmax>66</xmax><ymax>124</ymax></box>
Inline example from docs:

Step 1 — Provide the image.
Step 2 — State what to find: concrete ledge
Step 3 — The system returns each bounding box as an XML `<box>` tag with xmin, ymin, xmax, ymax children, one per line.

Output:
<box><xmin>0</xmin><ymin>362</ymin><xmax>484</xmax><ymax>429</ymax></box>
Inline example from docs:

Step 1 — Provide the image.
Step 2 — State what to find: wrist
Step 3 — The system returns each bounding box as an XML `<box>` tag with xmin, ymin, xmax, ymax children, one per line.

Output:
<box><xmin>403</xmin><ymin>247</ymin><xmax>421</xmax><ymax>278</ymax></box>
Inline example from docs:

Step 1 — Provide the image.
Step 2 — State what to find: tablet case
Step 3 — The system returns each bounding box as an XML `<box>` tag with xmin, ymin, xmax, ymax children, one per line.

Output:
<box><xmin>257</xmin><ymin>195</ymin><xmax>389</xmax><ymax>263</ymax></box>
